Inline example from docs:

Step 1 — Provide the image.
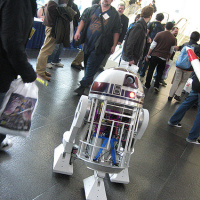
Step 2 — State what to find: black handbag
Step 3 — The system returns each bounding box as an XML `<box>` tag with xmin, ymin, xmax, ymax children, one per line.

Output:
<box><xmin>95</xmin><ymin>8</ymin><xmax>113</xmax><ymax>55</ymax></box>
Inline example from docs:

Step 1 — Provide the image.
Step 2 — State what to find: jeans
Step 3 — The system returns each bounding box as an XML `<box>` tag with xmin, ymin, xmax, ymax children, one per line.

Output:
<box><xmin>47</xmin><ymin>43</ymin><xmax>63</xmax><ymax>64</ymax></box>
<box><xmin>169</xmin><ymin>90</ymin><xmax>200</xmax><ymax>140</ymax></box>
<box><xmin>145</xmin><ymin>56</ymin><xmax>166</xmax><ymax>88</ymax></box>
<box><xmin>80</xmin><ymin>50</ymin><xmax>106</xmax><ymax>87</ymax></box>
<box><xmin>0</xmin><ymin>93</ymin><xmax>6</xmax><ymax>144</ymax></box>
<box><xmin>140</xmin><ymin>58</ymin><xmax>149</xmax><ymax>77</ymax></box>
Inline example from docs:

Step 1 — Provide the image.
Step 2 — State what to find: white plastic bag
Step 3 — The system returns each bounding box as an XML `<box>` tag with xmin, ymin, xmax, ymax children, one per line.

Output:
<box><xmin>183</xmin><ymin>78</ymin><xmax>193</xmax><ymax>93</ymax></box>
<box><xmin>119</xmin><ymin>59</ymin><xmax>139</xmax><ymax>74</ymax></box>
<box><xmin>0</xmin><ymin>79</ymin><xmax>38</xmax><ymax>137</ymax></box>
<box><xmin>162</xmin><ymin>60</ymin><xmax>172</xmax><ymax>80</ymax></box>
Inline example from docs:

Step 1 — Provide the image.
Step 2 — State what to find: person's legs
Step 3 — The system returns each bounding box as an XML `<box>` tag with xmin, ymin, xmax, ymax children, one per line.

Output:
<box><xmin>0</xmin><ymin>93</ymin><xmax>12</xmax><ymax>150</ymax></box>
<box><xmin>175</xmin><ymin>71</ymin><xmax>191</xmax><ymax>97</ymax></box>
<box><xmin>47</xmin><ymin>43</ymin><xmax>63</xmax><ymax>64</ymax></box>
<box><xmin>154</xmin><ymin>58</ymin><xmax>166</xmax><ymax>89</ymax></box>
<box><xmin>99</xmin><ymin>53</ymin><xmax>110</xmax><ymax>70</ymax></box>
<box><xmin>140</xmin><ymin>59</ymin><xmax>149</xmax><ymax>77</ymax></box>
<box><xmin>187</xmin><ymin>93</ymin><xmax>200</xmax><ymax>141</ymax></box>
<box><xmin>52</xmin><ymin>43</ymin><xmax>63</xmax><ymax>63</ymax></box>
<box><xmin>169</xmin><ymin>68</ymin><xmax>183</xmax><ymax>98</ymax></box>
<box><xmin>169</xmin><ymin>90</ymin><xmax>198</xmax><ymax>125</ymax></box>
<box><xmin>71</xmin><ymin>49</ymin><xmax>84</xmax><ymax>70</ymax></box>
<box><xmin>144</xmin><ymin>56</ymin><xmax>157</xmax><ymax>88</ymax></box>
<box><xmin>80</xmin><ymin>51</ymin><xmax>106</xmax><ymax>87</ymax></box>
<box><xmin>36</xmin><ymin>27</ymin><xmax>57</xmax><ymax>78</ymax></box>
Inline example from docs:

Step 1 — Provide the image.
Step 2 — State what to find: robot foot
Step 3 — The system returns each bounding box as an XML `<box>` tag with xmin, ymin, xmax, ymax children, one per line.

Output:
<box><xmin>83</xmin><ymin>173</ymin><xmax>107</xmax><ymax>200</ymax></box>
<box><xmin>109</xmin><ymin>168</ymin><xmax>130</xmax><ymax>184</ymax></box>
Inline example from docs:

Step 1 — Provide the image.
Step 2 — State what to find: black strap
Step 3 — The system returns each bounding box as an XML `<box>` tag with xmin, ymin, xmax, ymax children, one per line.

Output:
<box><xmin>99</xmin><ymin>6</ymin><xmax>105</xmax><ymax>34</ymax></box>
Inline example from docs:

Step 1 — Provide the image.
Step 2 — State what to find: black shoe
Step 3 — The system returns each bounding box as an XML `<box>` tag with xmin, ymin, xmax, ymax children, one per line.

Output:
<box><xmin>154</xmin><ymin>87</ymin><xmax>159</xmax><ymax>92</ymax></box>
<box><xmin>74</xmin><ymin>86</ymin><xmax>85</xmax><ymax>95</ymax></box>
<box><xmin>71</xmin><ymin>64</ymin><xmax>82</xmax><ymax>71</ymax></box>
<box><xmin>168</xmin><ymin>96</ymin><xmax>173</xmax><ymax>101</ymax></box>
<box><xmin>160</xmin><ymin>80</ymin><xmax>167</xmax><ymax>86</ymax></box>
<box><xmin>168</xmin><ymin>121</ymin><xmax>182</xmax><ymax>128</ymax></box>
<box><xmin>174</xmin><ymin>95</ymin><xmax>181</xmax><ymax>102</ymax></box>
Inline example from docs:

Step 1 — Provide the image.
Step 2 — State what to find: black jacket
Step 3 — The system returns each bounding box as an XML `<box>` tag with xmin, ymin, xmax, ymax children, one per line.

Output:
<box><xmin>51</xmin><ymin>6</ymin><xmax>76</xmax><ymax>47</ymax></box>
<box><xmin>118</xmin><ymin>14</ymin><xmax>129</xmax><ymax>43</ymax></box>
<box><xmin>122</xmin><ymin>18</ymin><xmax>147</xmax><ymax>64</ymax></box>
<box><xmin>72</xmin><ymin>3</ymin><xmax>80</xmax><ymax>28</ymax></box>
<box><xmin>192</xmin><ymin>74</ymin><xmax>200</xmax><ymax>93</ymax></box>
<box><xmin>0</xmin><ymin>0</ymin><xmax>37</xmax><ymax>93</ymax></box>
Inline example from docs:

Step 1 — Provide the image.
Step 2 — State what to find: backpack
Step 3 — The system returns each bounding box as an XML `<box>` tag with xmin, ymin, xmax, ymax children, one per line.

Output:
<box><xmin>176</xmin><ymin>45</ymin><xmax>195</xmax><ymax>70</ymax></box>
<box><xmin>149</xmin><ymin>22</ymin><xmax>164</xmax><ymax>40</ymax></box>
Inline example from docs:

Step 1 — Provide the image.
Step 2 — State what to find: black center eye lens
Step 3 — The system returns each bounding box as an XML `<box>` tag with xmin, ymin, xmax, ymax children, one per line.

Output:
<box><xmin>126</xmin><ymin>76</ymin><xmax>135</xmax><ymax>84</ymax></box>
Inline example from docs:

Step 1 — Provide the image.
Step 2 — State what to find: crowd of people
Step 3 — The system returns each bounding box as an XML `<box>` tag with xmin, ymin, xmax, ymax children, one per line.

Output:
<box><xmin>1</xmin><ymin>0</ymin><xmax>200</xmax><ymax>151</ymax></box>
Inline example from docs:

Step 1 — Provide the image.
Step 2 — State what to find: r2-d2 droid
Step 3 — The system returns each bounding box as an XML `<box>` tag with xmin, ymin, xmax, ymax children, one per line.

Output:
<box><xmin>53</xmin><ymin>68</ymin><xmax>149</xmax><ymax>200</ymax></box>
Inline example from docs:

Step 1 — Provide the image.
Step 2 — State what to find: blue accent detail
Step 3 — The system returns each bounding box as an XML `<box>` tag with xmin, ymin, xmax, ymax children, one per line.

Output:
<box><xmin>93</xmin><ymin>134</ymin><xmax>118</xmax><ymax>165</ymax></box>
<box><xmin>121</xmin><ymin>89</ymin><xmax>124</xmax><ymax>96</ymax></box>
<box><xmin>109</xmin><ymin>84</ymin><xmax>114</xmax><ymax>94</ymax></box>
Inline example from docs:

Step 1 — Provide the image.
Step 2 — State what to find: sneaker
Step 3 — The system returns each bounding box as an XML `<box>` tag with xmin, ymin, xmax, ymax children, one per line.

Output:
<box><xmin>46</xmin><ymin>63</ymin><xmax>53</xmax><ymax>69</ymax></box>
<box><xmin>52</xmin><ymin>62</ymin><xmax>64</xmax><ymax>68</ymax></box>
<box><xmin>74</xmin><ymin>86</ymin><xmax>85</xmax><ymax>96</ymax></box>
<box><xmin>0</xmin><ymin>139</ymin><xmax>13</xmax><ymax>151</ymax></box>
<box><xmin>154</xmin><ymin>87</ymin><xmax>159</xmax><ymax>92</ymax></box>
<box><xmin>174</xmin><ymin>95</ymin><xmax>181</xmax><ymax>102</ymax></box>
<box><xmin>168</xmin><ymin>96</ymin><xmax>173</xmax><ymax>101</ymax></box>
<box><xmin>168</xmin><ymin>121</ymin><xmax>182</xmax><ymax>128</ymax></box>
<box><xmin>186</xmin><ymin>138</ymin><xmax>200</xmax><ymax>145</ymax></box>
<box><xmin>160</xmin><ymin>80</ymin><xmax>167</xmax><ymax>86</ymax></box>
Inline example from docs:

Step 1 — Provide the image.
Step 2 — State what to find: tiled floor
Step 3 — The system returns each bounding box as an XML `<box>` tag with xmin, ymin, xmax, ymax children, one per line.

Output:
<box><xmin>0</xmin><ymin>48</ymin><xmax>200</xmax><ymax>200</ymax></box>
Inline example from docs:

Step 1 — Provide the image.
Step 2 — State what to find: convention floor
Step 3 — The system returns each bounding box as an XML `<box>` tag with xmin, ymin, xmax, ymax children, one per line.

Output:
<box><xmin>0</xmin><ymin>48</ymin><xmax>200</xmax><ymax>200</ymax></box>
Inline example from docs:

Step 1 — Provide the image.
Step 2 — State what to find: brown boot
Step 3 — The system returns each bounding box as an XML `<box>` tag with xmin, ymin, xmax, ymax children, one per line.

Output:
<box><xmin>38</xmin><ymin>74</ymin><xmax>51</xmax><ymax>81</ymax></box>
<box><xmin>45</xmin><ymin>71</ymin><xmax>51</xmax><ymax>77</ymax></box>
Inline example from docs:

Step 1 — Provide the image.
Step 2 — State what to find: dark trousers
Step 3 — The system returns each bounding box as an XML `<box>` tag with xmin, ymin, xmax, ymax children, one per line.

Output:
<box><xmin>80</xmin><ymin>50</ymin><xmax>106</xmax><ymax>87</ymax></box>
<box><xmin>145</xmin><ymin>56</ymin><xmax>166</xmax><ymax>88</ymax></box>
<box><xmin>0</xmin><ymin>93</ymin><xmax>6</xmax><ymax>144</ymax></box>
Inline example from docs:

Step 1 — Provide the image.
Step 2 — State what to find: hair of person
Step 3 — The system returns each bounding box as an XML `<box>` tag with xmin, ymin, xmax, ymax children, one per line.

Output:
<box><xmin>92</xmin><ymin>0</ymin><xmax>100</xmax><ymax>5</ymax></box>
<box><xmin>129</xmin><ymin>0</ymin><xmax>136</xmax><ymax>5</ymax></box>
<box><xmin>156</xmin><ymin>13</ymin><xmax>164</xmax><ymax>21</ymax></box>
<box><xmin>134</xmin><ymin>14</ymin><xmax>141</xmax><ymax>22</ymax></box>
<box><xmin>190</xmin><ymin>31</ymin><xmax>200</xmax><ymax>42</ymax></box>
<box><xmin>172</xmin><ymin>26</ymin><xmax>179</xmax><ymax>31</ymax></box>
<box><xmin>118</xmin><ymin>3</ymin><xmax>125</xmax><ymax>9</ymax></box>
<box><xmin>165</xmin><ymin>22</ymin><xmax>174</xmax><ymax>30</ymax></box>
<box><xmin>140</xmin><ymin>6</ymin><xmax>154</xmax><ymax>18</ymax></box>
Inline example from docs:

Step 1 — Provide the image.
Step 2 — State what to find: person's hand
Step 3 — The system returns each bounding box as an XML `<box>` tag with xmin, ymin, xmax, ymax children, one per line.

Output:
<box><xmin>110</xmin><ymin>46</ymin><xmax>116</xmax><ymax>54</ymax></box>
<box><xmin>147</xmin><ymin>37</ymin><xmax>152</xmax><ymax>43</ymax></box>
<box><xmin>146</xmin><ymin>56</ymin><xmax>149</xmax><ymax>62</ymax></box>
<box><xmin>118</xmin><ymin>42</ymin><xmax>122</xmax><ymax>45</ymax></box>
<box><xmin>74</xmin><ymin>32</ymin><xmax>80</xmax><ymax>41</ymax></box>
<box><xmin>129</xmin><ymin>60</ymin><xmax>135</xmax><ymax>65</ymax></box>
<box><xmin>22</xmin><ymin>72</ymin><xmax>37</xmax><ymax>83</ymax></box>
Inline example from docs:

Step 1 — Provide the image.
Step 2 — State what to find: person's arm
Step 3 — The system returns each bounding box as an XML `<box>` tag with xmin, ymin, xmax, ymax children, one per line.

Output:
<box><xmin>168</xmin><ymin>46</ymin><xmax>175</xmax><ymax>60</ymax></box>
<box><xmin>125</xmin><ymin>26</ymin><xmax>142</xmax><ymax>64</ymax></box>
<box><xmin>118</xmin><ymin>17</ymin><xmax>129</xmax><ymax>45</ymax></box>
<box><xmin>1</xmin><ymin>0</ymin><xmax>36</xmax><ymax>83</ymax></box>
<box><xmin>37</xmin><ymin>7</ymin><xmax>44</xmax><ymax>19</ymax></box>
<box><xmin>74</xmin><ymin>20</ymin><xmax>85</xmax><ymax>41</ymax></box>
<box><xmin>146</xmin><ymin>40</ymin><xmax>157</xmax><ymax>61</ymax></box>
<box><xmin>111</xmin><ymin>33</ymin><xmax>120</xmax><ymax>54</ymax></box>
